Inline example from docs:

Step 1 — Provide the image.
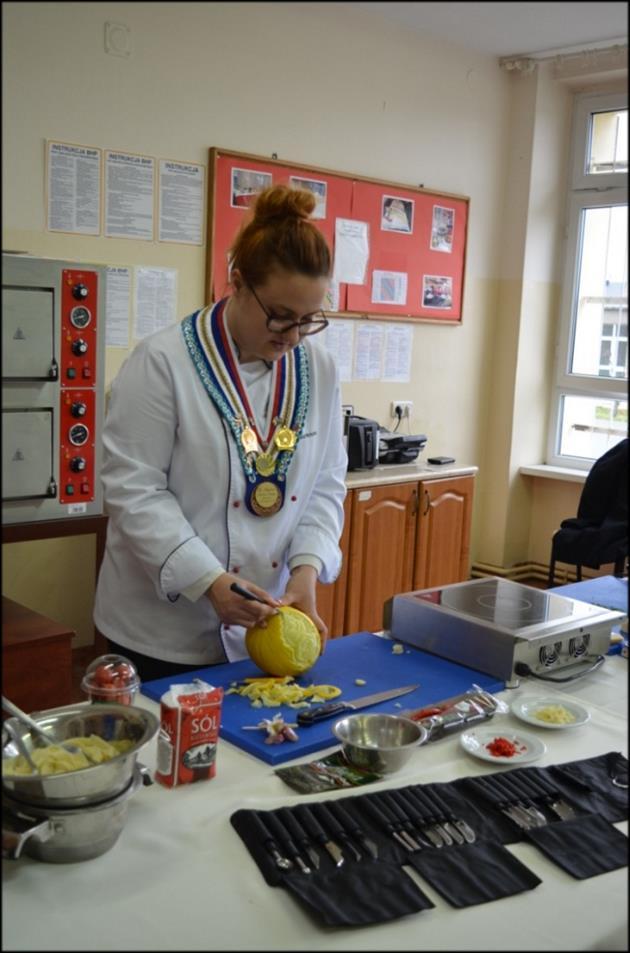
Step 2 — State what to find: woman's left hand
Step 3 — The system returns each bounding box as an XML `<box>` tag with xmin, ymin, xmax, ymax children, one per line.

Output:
<box><xmin>281</xmin><ymin>565</ymin><xmax>328</xmax><ymax>653</ymax></box>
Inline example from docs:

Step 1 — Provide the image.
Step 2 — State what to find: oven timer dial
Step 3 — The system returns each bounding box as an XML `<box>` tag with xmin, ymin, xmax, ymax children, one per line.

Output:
<box><xmin>71</xmin><ymin>338</ymin><xmax>89</xmax><ymax>356</ymax></box>
<box><xmin>72</xmin><ymin>283</ymin><xmax>89</xmax><ymax>300</ymax></box>
<box><xmin>70</xmin><ymin>306</ymin><xmax>92</xmax><ymax>329</ymax></box>
<box><xmin>69</xmin><ymin>423</ymin><xmax>89</xmax><ymax>446</ymax></box>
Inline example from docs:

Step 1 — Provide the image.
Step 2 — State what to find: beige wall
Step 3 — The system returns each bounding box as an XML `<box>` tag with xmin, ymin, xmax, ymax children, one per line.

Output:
<box><xmin>2</xmin><ymin>3</ymin><xmax>623</xmax><ymax>644</ymax></box>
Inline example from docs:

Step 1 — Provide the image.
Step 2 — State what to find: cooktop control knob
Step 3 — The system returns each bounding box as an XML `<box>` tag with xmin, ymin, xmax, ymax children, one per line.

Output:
<box><xmin>72</xmin><ymin>283</ymin><xmax>89</xmax><ymax>300</ymax></box>
<box><xmin>69</xmin><ymin>456</ymin><xmax>87</xmax><ymax>472</ymax></box>
<box><xmin>71</xmin><ymin>339</ymin><xmax>88</xmax><ymax>356</ymax></box>
<box><xmin>70</xmin><ymin>402</ymin><xmax>87</xmax><ymax>418</ymax></box>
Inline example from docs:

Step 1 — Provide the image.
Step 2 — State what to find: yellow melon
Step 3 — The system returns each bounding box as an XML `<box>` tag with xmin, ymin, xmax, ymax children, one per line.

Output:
<box><xmin>245</xmin><ymin>606</ymin><xmax>321</xmax><ymax>677</ymax></box>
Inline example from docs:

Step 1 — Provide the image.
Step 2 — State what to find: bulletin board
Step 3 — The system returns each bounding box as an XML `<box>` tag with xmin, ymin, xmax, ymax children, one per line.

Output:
<box><xmin>206</xmin><ymin>147</ymin><xmax>469</xmax><ymax>324</ymax></box>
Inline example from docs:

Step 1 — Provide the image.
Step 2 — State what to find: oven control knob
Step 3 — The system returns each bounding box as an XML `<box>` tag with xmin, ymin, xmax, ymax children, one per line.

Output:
<box><xmin>71</xmin><ymin>339</ymin><xmax>88</xmax><ymax>356</ymax></box>
<box><xmin>69</xmin><ymin>456</ymin><xmax>87</xmax><ymax>472</ymax></box>
<box><xmin>70</xmin><ymin>402</ymin><xmax>87</xmax><ymax>418</ymax></box>
<box><xmin>72</xmin><ymin>283</ymin><xmax>89</xmax><ymax>300</ymax></box>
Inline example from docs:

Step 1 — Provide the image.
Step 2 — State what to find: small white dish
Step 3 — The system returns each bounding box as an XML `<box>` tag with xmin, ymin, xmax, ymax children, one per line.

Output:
<box><xmin>460</xmin><ymin>727</ymin><xmax>546</xmax><ymax>764</ymax></box>
<box><xmin>511</xmin><ymin>696</ymin><xmax>590</xmax><ymax>730</ymax></box>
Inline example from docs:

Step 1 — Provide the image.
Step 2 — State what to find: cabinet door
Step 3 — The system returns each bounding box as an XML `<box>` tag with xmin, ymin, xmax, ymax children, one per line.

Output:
<box><xmin>413</xmin><ymin>476</ymin><xmax>474</xmax><ymax>590</ymax></box>
<box><xmin>344</xmin><ymin>482</ymin><xmax>416</xmax><ymax>634</ymax></box>
<box><xmin>316</xmin><ymin>494</ymin><xmax>352</xmax><ymax>638</ymax></box>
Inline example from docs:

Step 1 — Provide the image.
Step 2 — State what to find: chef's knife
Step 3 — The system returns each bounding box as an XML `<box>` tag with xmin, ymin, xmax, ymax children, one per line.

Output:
<box><xmin>277</xmin><ymin>807</ymin><xmax>320</xmax><ymax>870</ymax></box>
<box><xmin>327</xmin><ymin>798</ymin><xmax>379</xmax><ymax>860</ymax></box>
<box><xmin>294</xmin><ymin>804</ymin><xmax>344</xmax><ymax>866</ymax></box>
<box><xmin>296</xmin><ymin>684</ymin><xmax>419</xmax><ymax>726</ymax></box>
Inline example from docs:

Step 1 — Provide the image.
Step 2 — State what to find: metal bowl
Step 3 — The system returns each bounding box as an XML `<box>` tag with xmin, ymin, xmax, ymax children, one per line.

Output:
<box><xmin>333</xmin><ymin>713</ymin><xmax>428</xmax><ymax>774</ymax></box>
<box><xmin>1</xmin><ymin>701</ymin><xmax>159</xmax><ymax>809</ymax></box>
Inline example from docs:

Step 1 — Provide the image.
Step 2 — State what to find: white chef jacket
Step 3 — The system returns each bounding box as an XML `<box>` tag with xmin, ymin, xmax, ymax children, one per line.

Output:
<box><xmin>93</xmin><ymin>305</ymin><xmax>348</xmax><ymax>665</ymax></box>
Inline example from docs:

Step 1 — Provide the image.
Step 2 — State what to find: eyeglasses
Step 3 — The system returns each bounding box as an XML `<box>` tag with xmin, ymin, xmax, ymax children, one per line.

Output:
<box><xmin>248</xmin><ymin>284</ymin><xmax>329</xmax><ymax>336</ymax></box>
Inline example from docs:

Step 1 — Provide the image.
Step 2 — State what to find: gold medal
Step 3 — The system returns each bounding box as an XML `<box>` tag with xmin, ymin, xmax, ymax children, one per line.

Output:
<box><xmin>250</xmin><ymin>481</ymin><xmax>282</xmax><ymax>516</ymax></box>
<box><xmin>274</xmin><ymin>425</ymin><xmax>296</xmax><ymax>451</ymax></box>
<box><xmin>240</xmin><ymin>426</ymin><xmax>260</xmax><ymax>454</ymax></box>
<box><xmin>255</xmin><ymin>452</ymin><xmax>276</xmax><ymax>477</ymax></box>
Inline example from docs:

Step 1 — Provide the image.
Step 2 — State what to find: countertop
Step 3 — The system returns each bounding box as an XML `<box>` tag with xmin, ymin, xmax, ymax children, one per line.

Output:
<box><xmin>2</xmin><ymin>644</ymin><xmax>626</xmax><ymax>952</ymax></box>
<box><xmin>346</xmin><ymin>460</ymin><xmax>477</xmax><ymax>489</ymax></box>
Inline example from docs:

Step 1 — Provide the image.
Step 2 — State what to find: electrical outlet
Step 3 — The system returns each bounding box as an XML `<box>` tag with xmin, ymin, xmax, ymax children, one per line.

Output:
<box><xmin>342</xmin><ymin>404</ymin><xmax>354</xmax><ymax>418</ymax></box>
<box><xmin>391</xmin><ymin>400</ymin><xmax>412</xmax><ymax>419</ymax></box>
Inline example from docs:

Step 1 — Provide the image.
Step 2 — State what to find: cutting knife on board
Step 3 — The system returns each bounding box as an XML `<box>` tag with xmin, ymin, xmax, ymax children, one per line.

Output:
<box><xmin>296</xmin><ymin>684</ymin><xmax>419</xmax><ymax>726</ymax></box>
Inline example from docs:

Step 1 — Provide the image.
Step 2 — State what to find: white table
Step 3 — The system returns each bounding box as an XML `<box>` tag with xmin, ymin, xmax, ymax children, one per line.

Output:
<box><xmin>2</xmin><ymin>653</ymin><xmax>628</xmax><ymax>952</ymax></box>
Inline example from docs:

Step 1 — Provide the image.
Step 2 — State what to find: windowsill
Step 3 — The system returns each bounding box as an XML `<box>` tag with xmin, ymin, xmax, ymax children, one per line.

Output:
<box><xmin>520</xmin><ymin>464</ymin><xmax>587</xmax><ymax>484</ymax></box>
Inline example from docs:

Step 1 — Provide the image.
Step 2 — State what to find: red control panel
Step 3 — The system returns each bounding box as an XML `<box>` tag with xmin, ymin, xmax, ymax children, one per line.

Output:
<box><xmin>59</xmin><ymin>269</ymin><xmax>100</xmax><ymax>504</ymax></box>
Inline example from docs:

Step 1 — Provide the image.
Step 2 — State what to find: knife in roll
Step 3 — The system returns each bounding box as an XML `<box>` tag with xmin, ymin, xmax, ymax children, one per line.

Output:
<box><xmin>407</xmin><ymin>786</ymin><xmax>452</xmax><ymax>846</ymax></box>
<box><xmin>422</xmin><ymin>783</ymin><xmax>475</xmax><ymax>844</ymax></box>
<box><xmin>296</xmin><ymin>685</ymin><xmax>419</xmax><ymax>725</ymax></box>
<box><xmin>359</xmin><ymin>793</ymin><xmax>417</xmax><ymax>851</ymax></box>
<box><xmin>389</xmin><ymin>788</ymin><xmax>435</xmax><ymax>848</ymax></box>
<box><xmin>521</xmin><ymin>771</ymin><xmax>576</xmax><ymax>821</ymax></box>
<box><xmin>248</xmin><ymin>812</ymin><xmax>293</xmax><ymax>870</ymax></box>
<box><xmin>294</xmin><ymin>804</ymin><xmax>344</xmax><ymax>866</ymax></box>
<box><xmin>327</xmin><ymin>798</ymin><xmax>379</xmax><ymax>860</ymax></box>
<box><xmin>468</xmin><ymin>776</ymin><xmax>533</xmax><ymax>830</ymax></box>
<box><xmin>277</xmin><ymin>807</ymin><xmax>320</xmax><ymax>870</ymax></box>
<box><xmin>379</xmin><ymin>791</ymin><xmax>425</xmax><ymax>850</ymax></box>
<box><xmin>264</xmin><ymin>809</ymin><xmax>311</xmax><ymax>873</ymax></box>
<box><xmin>494</xmin><ymin>773</ymin><xmax>547</xmax><ymax>827</ymax></box>
<box><xmin>311</xmin><ymin>801</ymin><xmax>362</xmax><ymax>862</ymax></box>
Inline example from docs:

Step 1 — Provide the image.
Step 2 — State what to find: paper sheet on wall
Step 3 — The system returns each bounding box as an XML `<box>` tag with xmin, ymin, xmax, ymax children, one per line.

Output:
<box><xmin>353</xmin><ymin>323</ymin><xmax>384</xmax><ymax>380</ymax></box>
<box><xmin>372</xmin><ymin>270</ymin><xmax>408</xmax><ymax>306</ymax></box>
<box><xmin>322</xmin><ymin>319</ymin><xmax>354</xmax><ymax>382</ymax></box>
<box><xmin>333</xmin><ymin>219</ymin><xmax>369</xmax><ymax>285</ymax></box>
<box><xmin>105</xmin><ymin>267</ymin><xmax>131</xmax><ymax>348</ymax></box>
<box><xmin>158</xmin><ymin>160</ymin><xmax>205</xmax><ymax>244</ymax></box>
<box><xmin>46</xmin><ymin>141</ymin><xmax>100</xmax><ymax>235</ymax></box>
<box><xmin>382</xmin><ymin>324</ymin><xmax>412</xmax><ymax>382</ymax></box>
<box><xmin>105</xmin><ymin>151</ymin><xmax>155</xmax><ymax>240</ymax></box>
<box><xmin>134</xmin><ymin>267</ymin><xmax>177</xmax><ymax>339</ymax></box>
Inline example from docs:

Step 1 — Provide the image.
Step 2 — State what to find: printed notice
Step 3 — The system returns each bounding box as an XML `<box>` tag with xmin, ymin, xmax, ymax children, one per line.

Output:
<box><xmin>47</xmin><ymin>141</ymin><xmax>100</xmax><ymax>235</ymax></box>
<box><xmin>158</xmin><ymin>160</ymin><xmax>205</xmax><ymax>244</ymax></box>
<box><xmin>372</xmin><ymin>270</ymin><xmax>408</xmax><ymax>306</ymax></box>
<box><xmin>105</xmin><ymin>151</ymin><xmax>155</xmax><ymax>240</ymax></box>
<box><xmin>323</xmin><ymin>319</ymin><xmax>354</xmax><ymax>382</ymax></box>
<box><xmin>382</xmin><ymin>324</ymin><xmax>412</xmax><ymax>382</ymax></box>
<box><xmin>134</xmin><ymin>267</ymin><xmax>177</xmax><ymax>339</ymax></box>
<box><xmin>333</xmin><ymin>219</ymin><xmax>369</xmax><ymax>285</ymax></box>
<box><xmin>105</xmin><ymin>267</ymin><xmax>131</xmax><ymax>348</ymax></box>
<box><xmin>324</xmin><ymin>278</ymin><xmax>340</xmax><ymax>313</ymax></box>
<box><xmin>353</xmin><ymin>323</ymin><xmax>384</xmax><ymax>381</ymax></box>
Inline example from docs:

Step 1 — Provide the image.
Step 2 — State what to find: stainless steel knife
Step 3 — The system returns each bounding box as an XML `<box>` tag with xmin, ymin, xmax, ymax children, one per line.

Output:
<box><xmin>296</xmin><ymin>684</ymin><xmax>419</xmax><ymax>726</ymax></box>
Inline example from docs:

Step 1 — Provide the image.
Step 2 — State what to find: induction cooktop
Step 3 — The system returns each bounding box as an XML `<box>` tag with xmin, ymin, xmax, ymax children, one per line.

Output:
<box><xmin>388</xmin><ymin>577</ymin><xmax>625</xmax><ymax>686</ymax></box>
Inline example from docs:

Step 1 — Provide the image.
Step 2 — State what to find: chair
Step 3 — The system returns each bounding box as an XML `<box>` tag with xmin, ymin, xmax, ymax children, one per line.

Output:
<box><xmin>547</xmin><ymin>438</ymin><xmax>628</xmax><ymax>587</ymax></box>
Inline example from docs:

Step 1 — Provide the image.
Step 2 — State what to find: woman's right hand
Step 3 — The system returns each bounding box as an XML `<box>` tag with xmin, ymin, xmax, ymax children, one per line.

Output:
<box><xmin>205</xmin><ymin>573</ymin><xmax>280</xmax><ymax>629</ymax></box>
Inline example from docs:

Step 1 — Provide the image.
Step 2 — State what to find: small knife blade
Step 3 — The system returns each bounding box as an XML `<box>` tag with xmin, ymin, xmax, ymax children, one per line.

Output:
<box><xmin>312</xmin><ymin>801</ymin><xmax>362</xmax><ymax>862</ymax></box>
<box><xmin>264</xmin><ymin>810</ymin><xmax>311</xmax><ymax>873</ymax></box>
<box><xmin>523</xmin><ymin>771</ymin><xmax>576</xmax><ymax>821</ymax></box>
<box><xmin>297</xmin><ymin>684</ymin><xmax>419</xmax><ymax>726</ymax></box>
<box><xmin>294</xmin><ymin>804</ymin><xmax>344</xmax><ymax>866</ymax></box>
<box><xmin>421</xmin><ymin>785</ymin><xmax>466</xmax><ymax>845</ymax></box>
<box><xmin>496</xmin><ymin>773</ymin><xmax>547</xmax><ymax>827</ymax></box>
<box><xmin>248</xmin><ymin>812</ymin><xmax>293</xmax><ymax>870</ymax></box>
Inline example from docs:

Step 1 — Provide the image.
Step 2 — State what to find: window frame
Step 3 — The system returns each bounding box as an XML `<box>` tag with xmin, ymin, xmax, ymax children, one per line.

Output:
<box><xmin>547</xmin><ymin>90</ymin><xmax>628</xmax><ymax>470</ymax></box>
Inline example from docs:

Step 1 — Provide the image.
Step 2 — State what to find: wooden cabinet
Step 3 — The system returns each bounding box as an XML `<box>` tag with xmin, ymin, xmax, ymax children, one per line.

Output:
<box><xmin>413</xmin><ymin>475</ymin><xmax>474</xmax><ymax>589</ymax></box>
<box><xmin>316</xmin><ymin>494</ymin><xmax>352</xmax><ymax>639</ymax></box>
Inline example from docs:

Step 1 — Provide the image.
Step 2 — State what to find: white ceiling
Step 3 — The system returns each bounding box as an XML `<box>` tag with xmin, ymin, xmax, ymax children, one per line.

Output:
<box><xmin>344</xmin><ymin>2</ymin><xmax>628</xmax><ymax>58</ymax></box>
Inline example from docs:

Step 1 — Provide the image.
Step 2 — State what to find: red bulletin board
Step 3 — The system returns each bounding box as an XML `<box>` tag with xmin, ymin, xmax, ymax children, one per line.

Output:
<box><xmin>206</xmin><ymin>148</ymin><xmax>469</xmax><ymax>324</ymax></box>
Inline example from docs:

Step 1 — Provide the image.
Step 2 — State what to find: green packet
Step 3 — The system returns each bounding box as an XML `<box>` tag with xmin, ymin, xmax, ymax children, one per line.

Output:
<box><xmin>274</xmin><ymin>751</ymin><xmax>382</xmax><ymax>794</ymax></box>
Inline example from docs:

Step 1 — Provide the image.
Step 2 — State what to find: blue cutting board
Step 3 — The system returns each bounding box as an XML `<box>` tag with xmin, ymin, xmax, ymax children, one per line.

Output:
<box><xmin>141</xmin><ymin>632</ymin><xmax>504</xmax><ymax>765</ymax></box>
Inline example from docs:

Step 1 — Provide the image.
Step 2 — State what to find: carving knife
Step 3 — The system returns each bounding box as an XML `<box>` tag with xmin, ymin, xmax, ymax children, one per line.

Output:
<box><xmin>297</xmin><ymin>684</ymin><xmax>419</xmax><ymax>725</ymax></box>
<box><xmin>294</xmin><ymin>804</ymin><xmax>344</xmax><ymax>866</ymax></box>
<box><xmin>277</xmin><ymin>807</ymin><xmax>320</xmax><ymax>870</ymax></box>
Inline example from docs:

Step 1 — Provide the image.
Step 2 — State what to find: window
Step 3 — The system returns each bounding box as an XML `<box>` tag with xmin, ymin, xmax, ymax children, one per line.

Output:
<box><xmin>548</xmin><ymin>91</ymin><xmax>628</xmax><ymax>468</ymax></box>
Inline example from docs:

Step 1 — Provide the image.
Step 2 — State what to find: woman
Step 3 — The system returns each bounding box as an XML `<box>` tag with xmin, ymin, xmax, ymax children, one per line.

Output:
<box><xmin>94</xmin><ymin>185</ymin><xmax>347</xmax><ymax>680</ymax></box>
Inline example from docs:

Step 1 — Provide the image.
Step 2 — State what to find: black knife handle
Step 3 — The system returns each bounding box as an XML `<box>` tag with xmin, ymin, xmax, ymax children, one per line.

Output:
<box><xmin>264</xmin><ymin>810</ymin><xmax>300</xmax><ymax>859</ymax></box>
<box><xmin>380</xmin><ymin>790</ymin><xmax>416</xmax><ymax>832</ymax></box>
<box><xmin>408</xmin><ymin>785</ymin><xmax>439</xmax><ymax>822</ymax></box>
<box><xmin>422</xmin><ymin>784</ymin><xmax>451</xmax><ymax>821</ymax></box>
<box><xmin>497</xmin><ymin>771</ymin><xmax>535</xmax><ymax>805</ymax></box>
<box><xmin>311</xmin><ymin>801</ymin><xmax>344</xmax><ymax>838</ymax></box>
<box><xmin>328</xmin><ymin>798</ymin><xmax>364</xmax><ymax>837</ymax></box>
<box><xmin>277</xmin><ymin>807</ymin><xmax>310</xmax><ymax>849</ymax></box>
<box><xmin>296</xmin><ymin>702</ymin><xmax>349</xmax><ymax>726</ymax></box>
<box><xmin>359</xmin><ymin>794</ymin><xmax>397</xmax><ymax>835</ymax></box>
<box><xmin>527</xmin><ymin>770</ymin><xmax>562</xmax><ymax>797</ymax></box>
<box><xmin>293</xmin><ymin>804</ymin><xmax>328</xmax><ymax>845</ymax></box>
<box><xmin>393</xmin><ymin>788</ymin><xmax>425</xmax><ymax>827</ymax></box>
<box><xmin>249</xmin><ymin>811</ymin><xmax>280</xmax><ymax>850</ymax></box>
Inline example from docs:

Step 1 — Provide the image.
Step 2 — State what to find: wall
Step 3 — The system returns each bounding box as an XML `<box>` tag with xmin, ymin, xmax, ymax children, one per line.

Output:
<box><xmin>2</xmin><ymin>2</ymin><xmax>621</xmax><ymax>645</ymax></box>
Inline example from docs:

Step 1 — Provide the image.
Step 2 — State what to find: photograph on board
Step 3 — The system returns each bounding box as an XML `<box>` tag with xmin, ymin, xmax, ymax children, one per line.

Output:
<box><xmin>430</xmin><ymin>205</ymin><xmax>455</xmax><ymax>252</ymax></box>
<box><xmin>381</xmin><ymin>195</ymin><xmax>414</xmax><ymax>233</ymax></box>
<box><xmin>422</xmin><ymin>274</ymin><xmax>453</xmax><ymax>308</ymax></box>
<box><xmin>290</xmin><ymin>175</ymin><xmax>327</xmax><ymax>219</ymax></box>
<box><xmin>231</xmin><ymin>167</ymin><xmax>272</xmax><ymax>208</ymax></box>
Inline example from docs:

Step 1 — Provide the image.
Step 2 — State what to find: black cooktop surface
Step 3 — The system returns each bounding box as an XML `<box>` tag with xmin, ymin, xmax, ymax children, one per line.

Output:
<box><xmin>415</xmin><ymin>578</ymin><xmax>600</xmax><ymax>631</ymax></box>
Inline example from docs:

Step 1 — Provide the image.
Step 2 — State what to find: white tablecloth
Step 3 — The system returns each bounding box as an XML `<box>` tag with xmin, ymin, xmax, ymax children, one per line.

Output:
<box><xmin>2</xmin><ymin>654</ymin><xmax>628</xmax><ymax>952</ymax></box>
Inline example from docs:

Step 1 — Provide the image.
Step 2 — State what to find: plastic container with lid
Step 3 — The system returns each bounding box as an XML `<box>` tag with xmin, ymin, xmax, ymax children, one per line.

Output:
<box><xmin>81</xmin><ymin>654</ymin><xmax>141</xmax><ymax>705</ymax></box>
